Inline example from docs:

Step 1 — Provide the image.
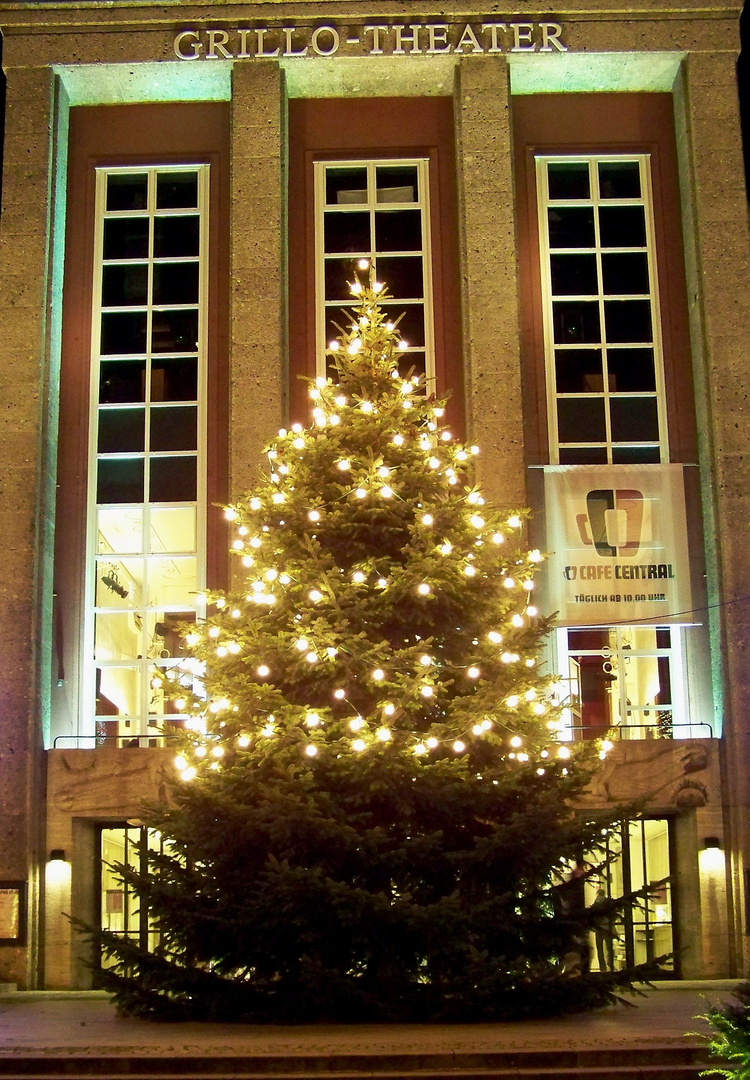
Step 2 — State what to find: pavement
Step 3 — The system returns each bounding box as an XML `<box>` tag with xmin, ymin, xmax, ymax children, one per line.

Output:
<box><xmin>0</xmin><ymin>982</ymin><xmax>741</xmax><ymax>1059</ymax></box>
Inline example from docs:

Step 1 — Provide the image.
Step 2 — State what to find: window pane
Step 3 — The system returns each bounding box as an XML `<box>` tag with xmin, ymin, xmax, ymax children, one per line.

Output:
<box><xmin>98</xmin><ymin>408</ymin><xmax>145</xmax><ymax>454</ymax></box>
<box><xmin>610</xmin><ymin>397</ymin><xmax>660</xmax><ymax>442</ymax></box>
<box><xmin>149</xmin><ymin>506</ymin><xmax>196</xmax><ymax>553</ymax></box>
<box><xmin>559</xmin><ymin>446</ymin><xmax>608</xmax><ymax>464</ymax></box>
<box><xmin>550</xmin><ymin>254</ymin><xmax>598</xmax><ymax>296</ymax></box>
<box><xmin>598</xmin><ymin>161</ymin><xmax>641</xmax><ymax>200</ymax></box>
<box><xmin>324</xmin><ymin>212</ymin><xmax>370</xmax><ymax>254</ymax></box>
<box><xmin>102</xmin><ymin>265</ymin><xmax>148</xmax><ymax>307</ymax></box>
<box><xmin>555</xmin><ymin>349</ymin><xmax>604</xmax><ymax>393</ymax></box>
<box><xmin>375</xmin><ymin>210</ymin><xmax>422</xmax><ymax>251</ymax></box>
<box><xmin>154</xmin><ymin>216</ymin><xmax>200</xmax><ymax>258</ymax></box>
<box><xmin>153</xmin><ymin>263</ymin><xmax>199</xmax><ymax>305</ymax></box>
<box><xmin>397</xmin><ymin>351</ymin><xmax>426</xmax><ymax>382</ymax></box>
<box><xmin>151</xmin><ymin>310</ymin><xmax>199</xmax><ymax>353</ymax></box>
<box><xmin>100</xmin><ymin>311</ymin><xmax>148</xmax><ymax>356</ymax></box>
<box><xmin>599</xmin><ymin>206</ymin><xmax>646</xmax><ymax>248</ymax></box>
<box><xmin>601</xmin><ymin>252</ymin><xmax>650</xmax><ymax>296</ymax></box>
<box><xmin>97</xmin><ymin>507</ymin><xmax>144</xmax><ymax>554</ymax></box>
<box><xmin>604</xmin><ymin>300</ymin><xmax>652</xmax><ymax>344</ymax></box>
<box><xmin>95</xmin><ymin>612</ymin><xmax>141</xmax><ymax>661</ymax></box>
<box><xmin>547</xmin><ymin>207</ymin><xmax>595</xmax><ymax>248</ymax></box>
<box><xmin>97</xmin><ymin>459</ymin><xmax>144</xmax><ymax>504</ymax></box>
<box><xmin>106</xmin><ymin>174</ymin><xmax>147</xmax><ymax>212</ymax></box>
<box><xmin>375</xmin><ymin>164</ymin><xmax>418</xmax><ymax>202</ymax></box>
<box><xmin>380</xmin><ymin>303</ymin><xmax>425</xmax><ymax>348</ymax></box>
<box><xmin>552</xmin><ymin>301</ymin><xmax>601</xmax><ymax>344</ymax></box>
<box><xmin>156</xmin><ymin>172</ymin><xmax>198</xmax><ymax>210</ymax></box>
<box><xmin>547</xmin><ymin>161</ymin><xmax>590</xmax><ymax>200</ymax></box>
<box><xmin>96</xmin><ymin>667</ymin><xmax>140</xmax><ymax>716</ymax></box>
<box><xmin>146</xmin><ymin>557</ymin><xmax>197</xmax><ymax>609</ymax></box>
<box><xmin>103</xmin><ymin>218</ymin><xmax>149</xmax><ymax>260</ymax></box>
<box><xmin>612</xmin><ymin>445</ymin><xmax>661</xmax><ymax>464</ymax></box>
<box><xmin>150</xmin><ymin>406</ymin><xmax>198</xmax><ymax>452</ymax></box>
<box><xmin>325</xmin><ymin>167</ymin><xmax>367</xmax><ymax>205</ymax></box>
<box><xmin>151</xmin><ymin>359</ymin><xmax>198</xmax><ymax>403</ymax></box>
<box><xmin>376</xmin><ymin>256</ymin><xmax>423</xmax><ymax>299</ymax></box>
<box><xmin>607</xmin><ymin>348</ymin><xmax>656</xmax><ymax>392</ymax></box>
<box><xmin>324</xmin><ymin>258</ymin><xmax>357</xmax><ymax>302</ymax></box>
<box><xmin>96</xmin><ymin>557</ymin><xmax>143</xmax><ymax>607</ymax></box>
<box><xmin>99</xmin><ymin>361</ymin><xmax>146</xmax><ymax>404</ymax></box>
<box><xmin>149</xmin><ymin>457</ymin><xmax>197</xmax><ymax>502</ymax></box>
<box><xmin>557</xmin><ymin>397</ymin><xmax>606</xmax><ymax>443</ymax></box>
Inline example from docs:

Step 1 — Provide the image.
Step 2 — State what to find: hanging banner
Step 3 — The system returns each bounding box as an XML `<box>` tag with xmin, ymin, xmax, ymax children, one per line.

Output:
<box><xmin>543</xmin><ymin>464</ymin><xmax>692</xmax><ymax>627</ymax></box>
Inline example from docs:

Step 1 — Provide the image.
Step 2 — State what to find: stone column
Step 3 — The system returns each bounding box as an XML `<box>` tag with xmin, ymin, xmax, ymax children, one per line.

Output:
<box><xmin>454</xmin><ymin>56</ymin><xmax>526</xmax><ymax>509</ymax></box>
<box><xmin>0</xmin><ymin>64</ymin><xmax>57</xmax><ymax>988</ymax></box>
<box><xmin>229</xmin><ymin>63</ymin><xmax>287</xmax><ymax>512</ymax></box>
<box><xmin>675</xmin><ymin>50</ymin><xmax>750</xmax><ymax>975</ymax></box>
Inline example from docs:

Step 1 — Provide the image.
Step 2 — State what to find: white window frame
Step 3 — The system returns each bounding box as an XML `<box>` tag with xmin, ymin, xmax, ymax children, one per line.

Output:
<box><xmin>313</xmin><ymin>157</ymin><xmax>436</xmax><ymax>395</ymax></box>
<box><xmin>82</xmin><ymin>165</ymin><xmax>209</xmax><ymax>740</ymax></box>
<box><xmin>536</xmin><ymin>154</ymin><xmax>669</xmax><ymax>466</ymax></box>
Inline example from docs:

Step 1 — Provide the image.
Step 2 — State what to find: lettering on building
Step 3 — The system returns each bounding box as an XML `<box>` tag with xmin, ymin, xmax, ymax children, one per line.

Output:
<box><xmin>173</xmin><ymin>21</ymin><xmax>567</xmax><ymax>61</ymax></box>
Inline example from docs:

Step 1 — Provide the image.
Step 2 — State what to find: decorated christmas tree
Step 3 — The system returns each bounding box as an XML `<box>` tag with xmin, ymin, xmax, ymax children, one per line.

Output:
<box><xmin>91</xmin><ymin>270</ymin><xmax>662</xmax><ymax>1021</ymax></box>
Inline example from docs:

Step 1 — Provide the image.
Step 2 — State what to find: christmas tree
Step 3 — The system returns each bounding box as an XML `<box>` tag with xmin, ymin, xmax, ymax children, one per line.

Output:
<box><xmin>91</xmin><ymin>270</ymin><xmax>662</xmax><ymax>1021</ymax></box>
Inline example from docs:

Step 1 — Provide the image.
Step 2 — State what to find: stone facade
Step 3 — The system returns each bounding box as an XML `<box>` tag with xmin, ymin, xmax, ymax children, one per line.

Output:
<box><xmin>0</xmin><ymin>0</ymin><xmax>747</xmax><ymax>988</ymax></box>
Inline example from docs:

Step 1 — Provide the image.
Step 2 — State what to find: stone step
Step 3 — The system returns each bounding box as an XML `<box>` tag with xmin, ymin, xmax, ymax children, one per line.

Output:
<box><xmin>0</xmin><ymin>1047</ymin><xmax>717</xmax><ymax>1080</ymax></box>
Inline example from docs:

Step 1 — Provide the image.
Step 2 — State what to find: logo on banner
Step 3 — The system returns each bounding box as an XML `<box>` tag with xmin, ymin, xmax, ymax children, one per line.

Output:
<box><xmin>576</xmin><ymin>488</ymin><xmax>643</xmax><ymax>558</ymax></box>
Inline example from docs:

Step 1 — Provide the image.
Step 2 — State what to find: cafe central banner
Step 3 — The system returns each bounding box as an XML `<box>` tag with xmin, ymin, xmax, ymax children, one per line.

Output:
<box><xmin>543</xmin><ymin>464</ymin><xmax>692</xmax><ymax>627</ymax></box>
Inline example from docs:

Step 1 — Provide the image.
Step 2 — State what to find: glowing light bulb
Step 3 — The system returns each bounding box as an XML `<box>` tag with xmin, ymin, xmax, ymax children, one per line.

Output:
<box><xmin>504</xmin><ymin>578</ymin><xmax>516</xmax><ymax>589</ymax></box>
<box><xmin>467</xmin><ymin>667</ymin><xmax>480</xmax><ymax>679</ymax></box>
<box><xmin>464</xmin><ymin>565</ymin><xmax>477</xmax><ymax>577</ymax></box>
<box><xmin>398</xmin><ymin>340</ymin><xmax>408</xmax><ymax>351</ymax></box>
<box><xmin>224</xmin><ymin>507</ymin><xmax>238</xmax><ymax>521</ymax></box>
<box><xmin>355</xmin><ymin>488</ymin><xmax>367</xmax><ymax>499</ymax></box>
<box><xmin>421</xmin><ymin>513</ymin><xmax>434</xmax><ymax>526</ymax></box>
<box><xmin>352</xmin><ymin>571</ymin><xmax>366</xmax><ymax>583</ymax></box>
<box><xmin>378</xmin><ymin>466</ymin><xmax>390</xmax><ymax>478</ymax></box>
<box><xmin>349</xmin><ymin>716</ymin><xmax>365</xmax><ymax>731</ymax></box>
<box><xmin>211</xmin><ymin>746</ymin><xmax>224</xmax><ymax>758</ymax></box>
<box><xmin>376</xmin><ymin>728</ymin><xmax>391</xmax><ymax>742</ymax></box>
<box><xmin>208</xmin><ymin>627</ymin><xmax>220</xmax><ymax>639</ymax></box>
<box><xmin>419</xmin><ymin>654</ymin><xmax>432</xmax><ymax>667</ymax></box>
<box><xmin>383</xmin><ymin>703</ymin><xmax>396</xmax><ymax>716</ymax></box>
<box><xmin>377</xmin><ymin>577</ymin><xmax>387</xmax><ymax>588</ymax></box>
<box><xmin>557</xmin><ymin>746</ymin><xmax>571</xmax><ymax>759</ymax></box>
<box><xmin>453</xmin><ymin>740</ymin><xmax>465</xmax><ymax>753</ymax></box>
<box><xmin>393</xmin><ymin>434</ymin><xmax>404</xmax><ymax>446</ymax></box>
<box><xmin>293</xmin><ymin>437</ymin><xmax>305</xmax><ymax>449</ymax></box>
<box><xmin>361</xmin><ymin>401</ymin><xmax>373</xmax><ymax>413</ymax></box>
<box><xmin>414</xmin><ymin>743</ymin><xmax>427</xmax><ymax>756</ymax></box>
<box><xmin>334</xmin><ymin>688</ymin><xmax>345</xmax><ymax>700</ymax></box>
<box><xmin>507</xmin><ymin>695</ymin><xmax>520</xmax><ymax>708</ymax></box>
<box><xmin>305</xmin><ymin>744</ymin><xmax>318</xmax><ymax>757</ymax></box>
<box><xmin>352</xmin><ymin>739</ymin><xmax>366</xmax><ymax>752</ymax></box>
<box><xmin>510</xmin><ymin>736</ymin><xmax>523</xmax><ymax>748</ymax></box>
<box><xmin>501</xmin><ymin>652</ymin><xmax>513</xmax><ymax>664</ymax></box>
<box><xmin>174</xmin><ymin>755</ymin><xmax>187</xmax><ymax>770</ymax></box>
<box><xmin>280</xmin><ymin>573</ymin><xmax>291</xmax><ymax>584</ymax></box>
<box><xmin>337</xmin><ymin>460</ymin><xmax>351</xmax><ymax>472</ymax></box>
<box><xmin>309</xmin><ymin>590</ymin><xmax>323</xmax><ymax>602</ymax></box>
<box><xmin>420</xmin><ymin>685</ymin><xmax>434</xmax><ymax>698</ymax></box>
<box><xmin>186</xmin><ymin>632</ymin><xmax>200</xmax><ymax>647</ymax></box>
<box><xmin>357</xmin><ymin>258</ymin><xmax>369</xmax><ymax>270</ymax></box>
<box><xmin>306</xmin><ymin>712</ymin><xmax>321</xmax><ymax>727</ymax></box>
<box><xmin>428</xmin><ymin>457</ymin><xmax>441</xmax><ymax>469</ymax></box>
<box><xmin>380</xmin><ymin>485</ymin><xmax>393</xmax><ymax>498</ymax></box>
<box><xmin>257</xmin><ymin>665</ymin><xmax>270</xmax><ymax>677</ymax></box>
<box><xmin>488</xmin><ymin>631</ymin><xmax>502</xmax><ymax>644</ymax></box>
<box><xmin>238</xmin><ymin>735</ymin><xmax>251</xmax><ymax>748</ymax></box>
<box><xmin>182</xmin><ymin>767</ymin><xmax>196</xmax><ymax>782</ymax></box>
<box><xmin>470</xmin><ymin>445</ymin><xmax>480</xmax><ymax>456</ymax></box>
<box><xmin>305</xmin><ymin>651</ymin><xmax>318</xmax><ymax>664</ymax></box>
<box><xmin>508</xmin><ymin>515</ymin><xmax>521</xmax><ymax>528</ymax></box>
<box><xmin>372</xmin><ymin>668</ymin><xmax>385</xmax><ymax>681</ymax></box>
<box><xmin>440</xmin><ymin>542</ymin><xmax>453</xmax><ymax>555</ymax></box>
<box><xmin>512</xmin><ymin>614</ymin><xmax>524</xmax><ymax>628</ymax></box>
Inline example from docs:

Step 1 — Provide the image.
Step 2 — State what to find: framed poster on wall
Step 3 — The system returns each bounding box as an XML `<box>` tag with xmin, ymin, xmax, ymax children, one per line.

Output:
<box><xmin>0</xmin><ymin>882</ymin><xmax>26</xmax><ymax>944</ymax></box>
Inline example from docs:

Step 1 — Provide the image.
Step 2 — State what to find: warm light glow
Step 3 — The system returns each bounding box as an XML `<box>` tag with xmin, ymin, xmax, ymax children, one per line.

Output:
<box><xmin>510</xmin><ymin>736</ymin><xmax>523</xmax><ymax>748</ymax></box>
<box><xmin>305</xmin><ymin>744</ymin><xmax>318</xmax><ymax>757</ymax></box>
<box><xmin>306</xmin><ymin>712</ymin><xmax>321</xmax><ymax>727</ymax></box>
<box><xmin>453</xmin><ymin>741</ymin><xmax>465</xmax><ymax>753</ymax></box>
<box><xmin>464</xmin><ymin>565</ymin><xmax>477</xmax><ymax>577</ymax></box>
<box><xmin>352</xmin><ymin>739</ymin><xmax>366</xmax><ymax>752</ymax></box>
<box><xmin>355</xmin><ymin>488</ymin><xmax>367</xmax><ymax>499</ymax></box>
<box><xmin>420</xmin><ymin>685</ymin><xmax>434</xmax><ymax>698</ymax></box>
<box><xmin>308</xmin><ymin>509</ymin><xmax>321</xmax><ymax>522</ymax></box>
<box><xmin>309</xmin><ymin>590</ymin><xmax>323</xmax><ymax>602</ymax></box>
<box><xmin>337</xmin><ymin>459</ymin><xmax>351</xmax><ymax>471</ymax></box>
<box><xmin>508</xmin><ymin>515</ymin><xmax>521</xmax><ymax>528</ymax></box>
<box><xmin>372</xmin><ymin>668</ymin><xmax>385</xmax><ymax>681</ymax></box>
<box><xmin>349</xmin><ymin>716</ymin><xmax>365</xmax><ymax>731</ymax></box>
<box><xmin>419</xmin><ymin>654</ymin><xmax>432</xmax><ymax>667</ymax></box>
<box><xmin>467</xmin><ymin>667</ymin><xmax>480</xmax><ymax>679</ymax></box>
<box><xmin>257</xmin><ymin>665</ymin><xmax>270</xmax><ymax>677</ymax></box>
<box><xmin>417</xmin><ymin>583</ymin><xmax>431</xmax><ymax>596</ymax></box>
<box><xmin>376</xmin><ymin>728</ymin><xmax>391</xmax><ymax>742</ymax></box>
<box><xmin>421</xmin><ymin>514</ymin><xmax>434</xmax><ymax>526</ymax></box>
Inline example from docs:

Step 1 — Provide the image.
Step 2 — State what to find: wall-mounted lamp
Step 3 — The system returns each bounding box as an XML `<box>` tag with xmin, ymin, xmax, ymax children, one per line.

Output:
<box><xmin>700</xmin><ymin>836</ymin><xmax>725</xmax><ymax>874</ymax></box>
<box><xmin>45</xmin><ymin>849</ymin><xmax>70</xmax><ymax>887</ymax></box>
<box><xmin>48</xmin><ymin>849</ymin><xmax>66</xmax><ymax>862</ymax></box>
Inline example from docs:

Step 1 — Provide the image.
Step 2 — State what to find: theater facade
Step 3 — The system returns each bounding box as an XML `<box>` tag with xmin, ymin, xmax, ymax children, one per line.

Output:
<box><xmin>0</xmin><ymin>0</ymin><xmax>748</xmax><ymax>989</ymax></box>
